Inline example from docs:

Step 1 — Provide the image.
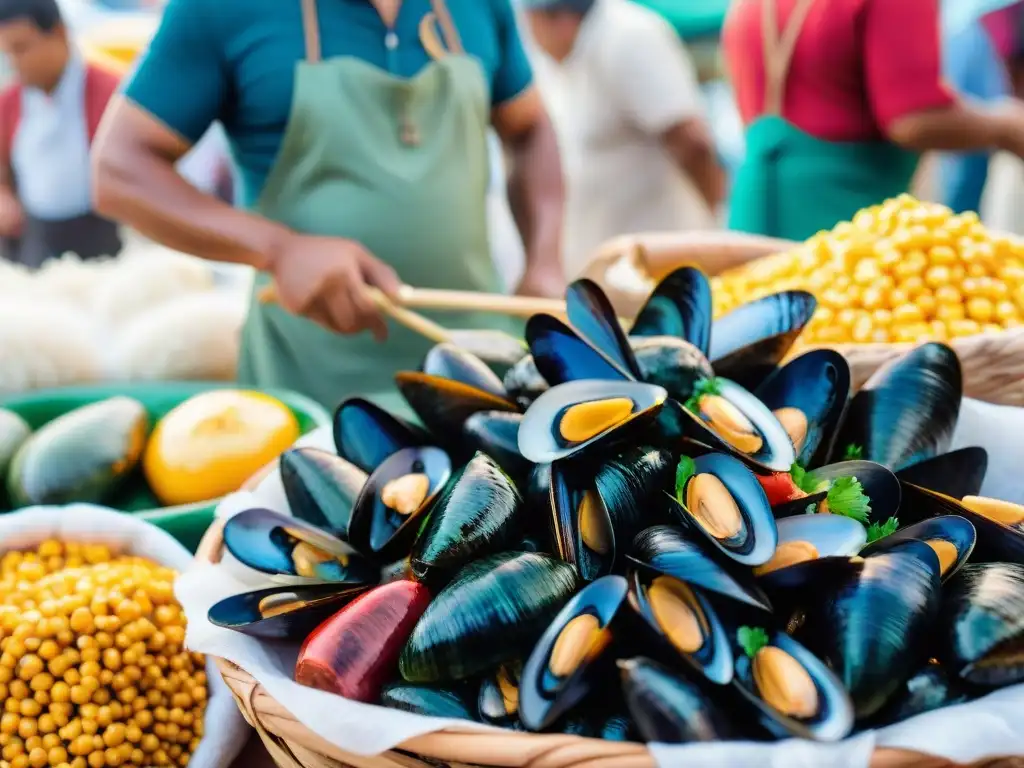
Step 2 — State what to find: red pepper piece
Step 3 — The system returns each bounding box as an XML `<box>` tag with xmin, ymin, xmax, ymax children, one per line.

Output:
<box><xmin>756</xmin><ymin>472</ymin><xmax>806</xmax><ymax>506</ymax></box>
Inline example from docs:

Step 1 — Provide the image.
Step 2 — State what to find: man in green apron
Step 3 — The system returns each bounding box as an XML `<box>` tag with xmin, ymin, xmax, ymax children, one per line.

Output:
<box><xmin>92</xmin><ymin>0</ymin><xmax>565</xmax><ymax>415</ymax></box>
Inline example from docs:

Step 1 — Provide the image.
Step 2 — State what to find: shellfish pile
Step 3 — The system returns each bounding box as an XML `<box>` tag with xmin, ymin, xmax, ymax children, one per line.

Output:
<box><xmin>210</xmin><ymin>269</ymin><xmax>1024</xmax><ymax>744</ymax></box>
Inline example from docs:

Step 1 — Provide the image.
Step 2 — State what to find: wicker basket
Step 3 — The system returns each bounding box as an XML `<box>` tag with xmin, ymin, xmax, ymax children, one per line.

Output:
<box><xmin>197</xmin><ymin>521</ymin><xmax>1024</xmax><ymax>768</ymax></box>
<box><xmin>582</xmin><ymin>233</ymin><xmax>1024</xmax><ymax>406</ymax></box>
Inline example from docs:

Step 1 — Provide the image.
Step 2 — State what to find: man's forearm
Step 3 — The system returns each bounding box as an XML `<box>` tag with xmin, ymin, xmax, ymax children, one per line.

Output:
<box><xmin>663</xmin><ymin>120</ymin><xmax>725</xmax><ymax>212</ymax></box>
<box><xmin>506</xmin><ymin>113</ymin><xmax>564</xmax><ymax>271</ymax></box>
<box><xmin>886</xmin><ymin>100</ymin><xmax>1015</xmax><ymax>153</ymax></box>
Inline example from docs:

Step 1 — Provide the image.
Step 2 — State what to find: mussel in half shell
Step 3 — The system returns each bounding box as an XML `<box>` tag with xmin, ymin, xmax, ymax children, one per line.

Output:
<box><xmin>395</xmin><ymin>371</ymin><xmax>519</xmax><ymax>441</ymax></box>
<box><xmin>296</xmin><ymin>580</ymin><xmax>432</xmax><ymax>702</ymax></box>
<box><xmin>905</xmin><ymin>485</ymin><xmax>1024</xmax><ymax>563</ymax></box>
<box><xmin>708</xmin><ymin>290</ymin><xmax>817</xmax><ymax>389</ymax></box>
<box><xmin>619</xmin><ymin>657</ymin><xmax>735</xmax><ymax>743</ymax></box>
<box><xmin>347</xmin><ymin>447</ymin><xmax>451</xmax><ymax>562</ymax></box>
<box><xmin>422</xmin><ymin>343</ymin><xmax>507</xmax><ymax>399</ymax></box>
<box><xmin>861</xmin><ymin>516</ymin><xmax>976</xmax><ymax>582</ymax></box>
<box><xmin>895</xmin><ymin>446</ymin><xmax>988</xmax><ymax>501</ymax></box>
<box><xmin>333</xmin><ymin>397</ymin><xmax>428</xmax><ymax>474</ymax></box>
<box><xmin>566</xmin><ymin>278</ymin><xmax>643</xmax><ymax>379</ymax></box>
<box><xmin>478</xmin><ymin>661</ymin><xmax>523</xmax><ymax>726</ymax></box>
<box><xmin>380</xmin><ymin>683</ymin><xmax>477</xmax><ymax>720</ymax></box>
<box><xmin>399</xmin><ymin>551</ymin><xmax>578</xmax><ymax>682</ymax></box>
<box><xmin>411</xmin><ymin>452</ymin><xmax>522</xmax><ymax>582</ymax></box>
<box><xmin>671</xmin><ymin>453</ymin><xmax>778</xmax><ymax>567</ymax></box>
<box><xmin>939</xmin><ymin>562</ymin><xmax>1024</xmax><ymax>688</ymax></box>
<box><xmin>754</xmin><ymin>349</ymin><xmax>851</xmax><ymax>468</ymax></box>
<box><xmin>207</xmin><ymin>582</ymin><xmax>373</xmax><ymax>640</ymax></box>
<box><xmin>518</xmin><ymin>380</ymin><xmax>667</xmax><ymax>464</ymax></box>
<box><xmin>754</xmin><ymin>514</ymin><xmax>867</xmax><ymax>585</ymax></box>
<box><xmin>630</xmin><ymin>266</ymin><xmax>713</xmax><ymax>356</ymax></box>
<box><xmin>462</xmin><ymin>410</ymin><xmax>531</xmax><ymax>483</ymax></box>
<box><xmin>831</xmin><ymin>342</ymin><xmax>962</xmax><ymax>471</ymax></box>
<box><xmin>279</xmin><ymin>448</ymin><xmax>368</xmax><ymax>537</ymax></box>
<box><xmin>520</xmin><ymin>576</ymin><xmax>627</xmax><ymax>731</ymax></box>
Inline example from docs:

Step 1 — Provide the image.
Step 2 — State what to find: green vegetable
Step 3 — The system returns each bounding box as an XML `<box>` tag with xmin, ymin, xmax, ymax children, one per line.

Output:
<box><xmin>675</xmin><ymin>456</ymin><xmax>696</xmax><ymax>502</ymax></box>
<box><xmin>738</xmin><ymin>626</ymin><xmax>769</xmax><ymax>658</ymax></box>
<box><xmin>790</xmin><ymin>462</ymin><xmax>822</xmax><ymax>494</ymax></box>
<box><xmin>866</xmin><ymin>516</ymin><xmax>900</xmax><ymax>543</ymax></box>
<box><xmin>825</xmin><ymin>476</ymin><xmax>871</xmax><ymax>524</ymax></box>
<box><xmin>843</xmin><ymin>443</ymin><xmax>864</xmax><ymax>460</ymax></box>
<box><xmin>683</xmin><ymin>377</ymin><xmax>723</xmax><ymax>415</ymax></box>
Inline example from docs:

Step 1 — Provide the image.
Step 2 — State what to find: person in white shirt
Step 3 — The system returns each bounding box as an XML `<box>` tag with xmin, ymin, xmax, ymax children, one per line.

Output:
<box><xmin>522</xmin><ymin>0</ymin><xmax>724</xmax><ymax>278</ymax></box>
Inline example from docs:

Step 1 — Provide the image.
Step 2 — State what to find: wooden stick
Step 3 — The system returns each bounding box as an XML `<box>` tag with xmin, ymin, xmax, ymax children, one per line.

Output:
<box><xmin>365</xmin><ymin>288</ymin><xmax>452</xmax><ymax>344</ymax></box>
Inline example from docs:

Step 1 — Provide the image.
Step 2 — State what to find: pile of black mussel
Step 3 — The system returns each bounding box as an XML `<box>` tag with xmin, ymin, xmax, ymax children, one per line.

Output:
<box><xmin>208</xmin><ymin>269</ymin><xmax>1024</xmax><ymax>745</ymax></box>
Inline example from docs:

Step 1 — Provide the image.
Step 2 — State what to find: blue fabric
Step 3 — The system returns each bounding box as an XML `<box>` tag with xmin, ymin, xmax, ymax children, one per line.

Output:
<box><xmin>125</xmin><ymin>0</ymin><xmax>533</xmax><ymax>208</ymax></box>
<box><xmin>939</xmin><ymin>20</ymin><xmax>1011</xmax><ymax>213</ymax></box>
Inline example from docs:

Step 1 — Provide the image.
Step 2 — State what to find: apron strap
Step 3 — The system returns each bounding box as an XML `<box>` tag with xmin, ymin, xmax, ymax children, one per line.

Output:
<box><xmin>300</xmin><ymin>0</ymin><xmax>321</xmax><ymax>63</ymax></box>
<box><xmin>429</xmin><ymin>0</ymin><xmax>464</xmax><ymax>56</ymax></box>
<box><xmin>761</xmin><ymin>0</ymin><xmax>818</xmax><ymax>116</ymax></box>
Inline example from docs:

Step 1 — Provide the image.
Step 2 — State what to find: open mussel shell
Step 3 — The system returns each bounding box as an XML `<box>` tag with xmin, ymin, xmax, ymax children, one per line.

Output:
<box><xmin>754</xmin><ymin>514</ymin><xmax>867</xmax><ymax>585</ymax></box>
<box><xmin>279</xmin><ymin>448</ymin><xmax>368</xmax><ymax>537</ymax></box>
<box><xmin>396</xmin><ymin>371</ymin><xmax>519</xmax><ymax>441</ymax></box>
<box><xmin>732</xmin><ymin>629</ymin><xmax>853</xmax><ymax>741</ymax></box>
<box><xmin>422</xmin><ymin>343</ymin><xmax>507</xmax><ymax>399</ymax></box>
<box><xmin>520</xmin><ymin>576</ymin><xmax>627</xmax><ymax>731</ymax></box>
<box><xmin>861</xmin><ymin>516</ymin><xmax>976</xmax><ymax>582</ymax></box>
<box><xmin>518</xmin><ymin>380</ymin><xmax>667</xmax><ymax>464</ymax></box>
<box><xmin>630</xmin><ymin>266</ymin><xmax>713</xmax><ymax>356</ymax></box>
<box><xmin>348</xmin><ymin>446</ymin><xmax>451</xmax><ymax>562</ymax></box>
<box><xmin>399</xmin><ymin>551</ymin><xmax>578</xmax><ymax>682</ymax></box>
<box><xmin>478</xmin><ymin>661</ymin><xmax>523</xmax><ymax>726</ymax></box>
<box><xmin>627</xmin><ymin>569</ymin><xmax>733</xmax><ymax>685</ymax></box>
<box><xmin>773</xmin><ymin>460</ymin><xmax>901</xmax><ymax>524</ymax></box>
<box><xmin>804</xmin><ymin>542</ymin><xmax>942</xmax><ymax>719</ymax></box>
<box><xmin>333</xmin><ymin>397</ymin><xmax>428</xmax><ymax>474</ymax></box>
<box><xmin>411</xmin><ymin>452</ymin><xmax>522</xmax><ymax>582</ymax></box>
<box><xmin>462</xmin><ymin>411</ymin><xmax>531</xmax><ymax>482</ymax></box>
<box><xmin>632</xmin><ymin>336</ymin><xmax>715</xmax><ymax>403</ymax></box>
<box><xmin>896</xmin><ymin>447</ymin><xmax>988</xmax><ymax>500</ymax></box>
<box><xmin>380</xmin><ymin>683</ymin><xmax>477</xmax><ymax>720</ymax></box>
<box><xmin>629</xmin><ymin>526</ymin><xmax>770</xmax><ymax>611</ymax></box>
<box><xmin>671</xmin><ymin>453</ymin><xmax>778</xmax><ymax>567</ymax></box>
<box><xmin>566</xmin><ymin>278</ymin><xmax>642</xmax><ymax>379</ymax></box>
<box><xmin>296</xmin><ymin>580</ymin><xmax>432</xmax><ymax>703</ymax></box>
<box><xmin>619</xmin><ymin>657</ymin><xmax>736</xmax><ymax>743</ymax></box>
<box><xmin>222</xmin><ymin>508</ymin><xmax>380</xmax><ymax>586</ymax></box>
<box><xmin>527</xmin><ymin>314</ymin><xmax>630</xmax><ymax>388</ymax></box>
<box><xmin>754</xmin><ymin>349</ymin><xmax>851</xmax><ymax>468</ymax></box>
<box><xmin>207</xmin><ymin>582</ymin><xmax>372</xmax><ymax>640</ymax></box>
<box><xmin>939</xmin><ymin>562</ymin><xmax>1024</xmax><ymax>688</ymax></box>
<box><xmin>831</xmin><ymin>342</ymin><xmax>962</xmax><ymax>471</ymax></box>
<box><xmin>904</xmin><ymin>484</ymin><xmax>1024</xmax><ymax>563</ymax></box>
<box><xmin>871</xmin><ymin>663</ymin><xmax>970</xmax><ymax>726</ymax></box>
<box><xmin>708</xmin><ymin>290</ymin><xmax>817</xmax><ymax>389</ymax></box>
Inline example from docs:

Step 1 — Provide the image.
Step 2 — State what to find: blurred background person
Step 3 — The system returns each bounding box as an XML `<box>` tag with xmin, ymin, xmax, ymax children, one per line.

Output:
<box><xmin>0</xmin><ymin>0</ymin><xmax>122</xmax><ymax>267</ymax></box>
<box><xmin>724</xmin><ymin>0</ymin><xmax>1024</xmax><ymax>242</ymax></box>
<box><xmin>522</xmin><ymin>0</ymin><xmax>725</xmax><ymax>280</ymax></box>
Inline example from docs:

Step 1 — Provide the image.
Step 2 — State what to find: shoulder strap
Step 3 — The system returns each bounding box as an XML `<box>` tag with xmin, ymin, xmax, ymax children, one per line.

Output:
<box><xmin>83</xmin><ymin>64</ymin><xmax>119</xmax><ymax>144</ymax></box>
<box><xmin>300</xmin><ymin>0</ymin><xmax>321</xmax><ymax>63</ymax></box>
<box><xmin>0</xmin><ymin>85</ymin><xmax>21</xmax><ymax>189</ymax></box>
<box><xmin>430</xmin><ymin>0</ymin><xmax>464</xmax><ymax>56</ymax></box>
<box><xmin>761</xmin><ymin>0</ymin><xmax>818</xmax><ymax>116</ymax></box>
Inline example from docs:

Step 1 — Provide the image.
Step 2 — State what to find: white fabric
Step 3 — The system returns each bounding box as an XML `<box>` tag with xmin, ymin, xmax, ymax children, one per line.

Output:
<box><xmin>12</xmin><ymin>52</ymin><xmax>92</xmax><ymax>219</ymax></box>
<box><xmin>526</xmin><ymin>0</ymin><xmax>716</xmax><ymax>279</ymax></box>
<box><xmin>980</xmin><ymin>151</ymin><xmax>1024</xmax><ymax>234</ymax></box>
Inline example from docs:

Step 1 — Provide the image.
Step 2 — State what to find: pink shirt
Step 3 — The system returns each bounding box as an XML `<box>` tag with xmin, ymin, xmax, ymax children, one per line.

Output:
<box><xmin>723</xmin><ymin>0</ymin><xmax>956</xmax><ymax>142</ymax></box>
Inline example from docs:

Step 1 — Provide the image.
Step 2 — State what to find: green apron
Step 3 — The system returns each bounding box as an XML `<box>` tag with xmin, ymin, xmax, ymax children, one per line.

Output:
<box><xmin>727</xmin><ymin>0</ymin><xmax>920</xmax><ymax>242</ymax></box>
<box><xmin>238</xmin><ymin>0</ymin><xmax>518</xmax><ymax>417</ymax></box>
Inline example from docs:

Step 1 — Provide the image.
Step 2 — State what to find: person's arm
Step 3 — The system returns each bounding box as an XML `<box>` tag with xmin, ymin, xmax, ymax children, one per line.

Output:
<box><xmin>491</xmin><ymin>0</ymin><xmax>565</xmax><ymax>297</ymax></box>
<box><xmin>0</xmin><ymin>85</ymin><xmax>22</xmax><ymax>238</ymax></box>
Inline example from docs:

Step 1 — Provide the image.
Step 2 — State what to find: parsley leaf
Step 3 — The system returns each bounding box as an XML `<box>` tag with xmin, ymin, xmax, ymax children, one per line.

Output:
<box><xmin>738</xmin><ymin>626</ymin><xmax>770</xmax><ymax>658</ymax></box>
<box><xmin>675</xmin><ymin>456</ymin><xmax>696</xmax><ymax>502</ymax></box>
<box><xmin>825</xmin><ymin>476</ymin><xmax>871</xmax><ymax>524</ymax></box>
<box><xmin>790</xmin><ymin>462</ymin><xmax>825</xmax><ymax>495</ymax></box>
<box><xmin>843</xmin><ymin>443</ymin><xmax>864</xmax><ymax>460</ymax></box>
<box><xmin>866</xmin><ymin>516</ymin><xmax>900</xmax><ymax>543</ymax></box>
<box><xmin>683</xmin><ymin>377</ymin><xmax>723</xmax><ymax>415</ymax></box>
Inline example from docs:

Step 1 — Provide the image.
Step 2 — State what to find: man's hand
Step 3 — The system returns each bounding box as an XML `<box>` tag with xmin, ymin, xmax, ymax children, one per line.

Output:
<box><xmin>515</xmin><ymin>262</ymin><xmax>566</xmax><ymax>299</ymax></box>
<box><xmin>269</xmin><ymin>233</ymin><xmax>402</xmax><ymax>340</ymax></box>
<box><xmin>0</xmin><ymin>189</ymin><xmax>23</xmax><ymax>238</ymax></box>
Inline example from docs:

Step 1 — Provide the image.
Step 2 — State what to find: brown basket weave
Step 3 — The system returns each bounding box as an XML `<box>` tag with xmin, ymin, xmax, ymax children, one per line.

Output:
<box><xmin>582</xmin><ymin>233</ymin><xmax>1024</xmax><ymax>406</ymax></box>
<box><xmin>197</xmin><ymin>521</ymin><xmax>1024</xmax><ymax>768</ymax></box>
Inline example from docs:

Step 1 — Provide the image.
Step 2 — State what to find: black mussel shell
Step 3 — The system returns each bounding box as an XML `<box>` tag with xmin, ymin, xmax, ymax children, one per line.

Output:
<box><xmin>732</xmin><ymin>629</ymin><xmax>854</xmax><ymax>741</ymax></box>
<box><xmin>399</xmin><ymin>552</ymin><xmax>578</xmax><ymax>682</ymax></box>
<box><xmin>632</xmin><ymin>336</ymin><xmax>715</xmax><ymax>403</ymax></box>
<box><xmin>380</xmin><ymin>683</ymin><xmax>477</xmax><ymax>720</ymax></box>
<box><xmin>518</xmin><ymin>380</ymin><xmax>667</xmax><ymax>465</ymax></box>
<box><xmin>896</xmin><ymin>447</ymin><xmax>988</xmax><ymax>500</ymax></box>
<box><xmin>396</xmin><ymin>371</ymin><xmax>519</xmax><ymax>441</ymax></box>
<box><xmin>871</xmin><ymin>663</ymin><xmax>970</xmax><ymax>726</ymax></box>
<box><xmin>422</xmin><ymin>343</ymin><xmax>507</xmax><ymax>399</ymax></box>
<box><xmin>207</xmin><ymin>582</ymin><xmax>372</xmax><ymax>640</ymax></box>
<box><xmin>589</xmin><ymin>446</ymin><xmax>676</xmax><ymax>554</ymax></box>
<box><xmin>333</xmin><ymin>397</ymin><xmax>428</xmax><ymax>474</ymax></box>
<box><xmin>411</xmin><ymin>452</ymin><xmax>522</xmax><ymax>582</ymax></box>
<box><xmin>831</xmin><ymin>342</ymin><xmax>962</xmax><ymax>471</ymax></box>
<box><xmin>671</xmin><ymin>453</ymin><xmax>778</xmax><ymax>567</ymax></box>
<box><xmin>222</xmin><ymin>508</ymin><xmax>379</xmax><ymax>585</ymax></box>
<box><xmin>626</xmin><ymin>569</ymin><xmax>734</xmax><ymax>685</ymax></box>
<box><xmin>478</xmin><ymin>661</ymin><xmax>523</xmax><ymax>726</ymax></box>
<box><xmin>520</xmin><ymin>576</ymin><xmax>627</xmax><ymax>731</ymax></box>
<box><xmin>804</xmin><ymin>542</ymin><xmax>941</xmax><ymax>719</ymax></box>
<box><xmin>279</xmin><ymin>448</ymin><xmax>368</xmax><ymax>537</ymax></box>
<box><xmin>754</xmin><ymin>514</ymin><xmax>866</xmax><ymax>586</ymax></box>
<box><xmin>904</xmin><ymin>485</ymin><xmax>1024</xmax><ymax>563</ymax></box>
<box><xmin>631</xmin><ymin>266</ymin><xmax>713</xmax><ymax>356</ymax></box>
<box><xmin>463</xmin><ymin>411</ymin><xmax>531</xmax><ymax>483</ymax></box>
<box><xmin>754</xmin><ymin>350</ymin><xmax>851</xmax><ymax>468</ymax></box>
<box><xmin>773</xmin><ymin>460</ymin><xmax>900</xmax><ymax>525</ymax></box>
<box><xmin>348</xmin><ymin>447</ymin><xmax>451</xmax><ymax>562</ymax></box>
<box><xmin>619</xmin><ymin>657</ymin><xmax>735</xmax><ymax>743</ymax></box>
<box><xmin>861</xmin><ymin>516</ymin><xmax>976</xmax><ymax>582</ymax></box>
<box><xmin>598</xmin><ymin>713</ymin><xmax>637</xmax><ymax>741</ymax></box>
<box><xmin>380</xmin><ymin>557</ymin><xmax>415</xmax><ymax>584</ymax></box>
<box><xmin>527</xmin><ymin>314</ymin><xmax>629</xmax><ymax>388</ymax></box>
<box><xmin>545</xmin><ymin>463</ymin><xmax>610</xmax><ymax>581</ymax></box>
<box><xmin>939</xmin><ymin>562</ymin><xmax>1024</xmax><ymax>688</ymax></box>
<box><xmin>629</xmin><ymin>526</ymin><xmax>770</xmax><ymax>611</ymax></box>
<box><xmin>566</xmin><ymin>278</ymin><xmax>642</xmax><ymax>379</ymax></box>
<box><xmin>709</xmin><ymin>291</ymin><xmax>817</xmax><ymax>389</ymax></box>
<box><xmin>503</xmin><ymin>355</ymin><xmax>549</xmax><ymax>408</ymax></box>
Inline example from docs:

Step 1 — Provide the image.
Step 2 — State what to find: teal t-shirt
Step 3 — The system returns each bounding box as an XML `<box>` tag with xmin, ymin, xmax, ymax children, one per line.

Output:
<box><xmin>125</xmin><ymin>0</ymin><xmax>533</xmax><ymax>207</ymax></box>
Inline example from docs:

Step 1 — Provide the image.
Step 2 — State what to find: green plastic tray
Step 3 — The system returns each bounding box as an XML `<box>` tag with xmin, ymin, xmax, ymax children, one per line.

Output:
<box><xmin>1</xmin><ymin>382</ymin><xmax>331</xmax><ymax>553</ymax></box>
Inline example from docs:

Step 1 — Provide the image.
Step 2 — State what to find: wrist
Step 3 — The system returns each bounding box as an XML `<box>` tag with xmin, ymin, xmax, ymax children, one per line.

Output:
<box><xmin>260</xmin><ymin>222</ymin><xmax>297</xmax><ymax>274</ymax></box>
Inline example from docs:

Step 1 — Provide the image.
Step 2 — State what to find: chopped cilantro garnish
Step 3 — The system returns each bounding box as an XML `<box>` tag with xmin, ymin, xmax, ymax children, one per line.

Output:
<box><xmin>675</xmin><ymin>456</ymin><xmax>696</xmax><ymax>502</ymax></box>
<box><xmin>738</xmin><ymin>626</ymin><xmax>770</xmax><ymax>658</ymax></box>
<box><xmin>843</xmin><ymin>443</ymin><xmax>864</xmax><ymax>460</ymax></box>
<box><xmin>866</xmin><ymin>516</ymin><xmax>900</xmax><ymax>543</ymax></box>
<box><xmin>683</xmin><ymin>377</ymin><xmax>723</xmax><ymax>415</ymax></box>
<box><xmin>825</xmin><ymin>476</ymin><xmax>871</xmax><ymax>524</ymax></box>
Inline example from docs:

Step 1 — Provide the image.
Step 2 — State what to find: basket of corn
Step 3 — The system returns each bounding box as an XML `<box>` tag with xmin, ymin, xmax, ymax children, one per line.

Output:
<box><xmin>0</xmin><ymin>505</ymin><xmax>248</xmax><ymax>768</ymax></box>
<box><xmin>584</xmin><ymin>196</ymin><xmax>1024</xmax><ymax>406</ymax></box>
